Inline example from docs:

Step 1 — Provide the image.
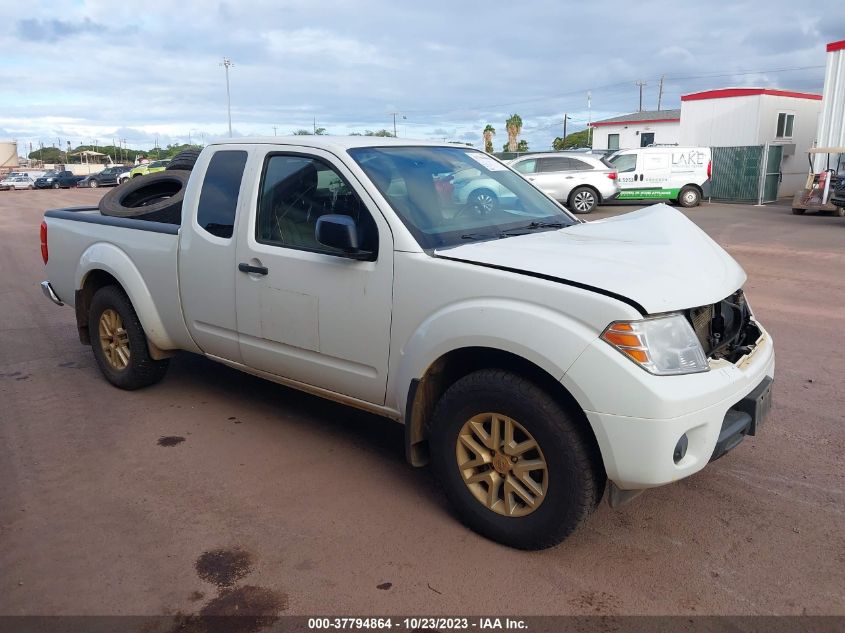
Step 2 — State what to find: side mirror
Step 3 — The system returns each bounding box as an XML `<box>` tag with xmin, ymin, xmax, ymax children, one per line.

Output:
<box><xmin>315</xmin><ymin>214</ymin><xmax>372</xmax><ymax>260</ymax></box>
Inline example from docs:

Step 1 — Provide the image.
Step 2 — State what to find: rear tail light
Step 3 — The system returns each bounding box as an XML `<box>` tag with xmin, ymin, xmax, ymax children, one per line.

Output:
<box><xmin>707</xmin><ymin>160</ymin><xmax>712</xmax><ymax>179</ymax></box>
<box><xmin>607</xmin><ymin>171</ymin><xmax>618</xmax><ymax>180</ymax></box>
<box><xmin>40</xmin><ymin>220</ymin><xmax>48</xmax><ymax>264</ymax></box>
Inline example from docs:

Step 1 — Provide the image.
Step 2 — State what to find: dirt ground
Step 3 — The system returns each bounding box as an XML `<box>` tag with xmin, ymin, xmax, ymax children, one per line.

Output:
<box><xmin>0</xmin><ymin>188</ymin><xmax>843</xmax><ymax>617</ymax></box>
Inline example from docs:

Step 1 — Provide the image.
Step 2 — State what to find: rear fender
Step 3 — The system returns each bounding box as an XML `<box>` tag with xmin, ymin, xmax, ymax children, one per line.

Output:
<box><xmin>76</xmin><ymin>242</ymin><xmax>176</xmax><ymax>350</ymax></box>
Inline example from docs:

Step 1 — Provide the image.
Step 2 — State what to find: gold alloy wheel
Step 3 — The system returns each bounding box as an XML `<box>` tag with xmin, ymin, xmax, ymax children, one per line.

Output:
<box><xmin>455</xmin><ymin>413</ymin><xmax>548</xmax><ymax>517</ymax></box>
<box><xmin>98</xmin><ymin>308</ymin><xmax>130</xmax><ymax>371</ymax></box>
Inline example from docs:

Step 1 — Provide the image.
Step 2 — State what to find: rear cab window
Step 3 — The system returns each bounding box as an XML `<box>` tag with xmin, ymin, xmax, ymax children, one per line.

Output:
<box><xmin>196</xmin><ymin>150</ymin><xmax>248</xmax><ymax>238</ymax></box>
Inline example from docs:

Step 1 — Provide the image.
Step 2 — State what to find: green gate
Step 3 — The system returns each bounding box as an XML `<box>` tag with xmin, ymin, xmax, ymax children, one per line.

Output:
<box><xmin>710</xmin><ymin>146</ymin><xmax>763</xmax><ymax>202</ymax></box>
<box><xmin>762</xmin><ymin>144</ymin><xmax>784</xmax><ymax>203</ymax></box>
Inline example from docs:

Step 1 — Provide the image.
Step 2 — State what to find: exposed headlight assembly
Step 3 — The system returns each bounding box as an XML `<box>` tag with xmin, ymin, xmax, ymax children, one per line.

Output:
<box><xmin>601</xmin><ymin>314</ymin><xmax>709</xmax><ymax>376</ymax></box>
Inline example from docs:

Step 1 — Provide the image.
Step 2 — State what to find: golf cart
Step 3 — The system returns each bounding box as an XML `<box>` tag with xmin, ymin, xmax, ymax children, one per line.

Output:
<box><xmin>791</xmin><ymin>147</ymin><xmax>845</xmax><ymax>216</ymax></box>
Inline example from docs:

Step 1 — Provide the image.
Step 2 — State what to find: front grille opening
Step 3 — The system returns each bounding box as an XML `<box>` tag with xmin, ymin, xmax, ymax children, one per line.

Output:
<box><xmin>686</xmin><ymin>290</ymin><xmax>758</xmax><ymax>363</ymax></box>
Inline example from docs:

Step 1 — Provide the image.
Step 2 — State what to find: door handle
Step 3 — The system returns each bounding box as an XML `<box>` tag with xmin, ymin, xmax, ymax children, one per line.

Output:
<box><xmin>238</xmin><ymin>263</ymin><xmax>268</xmax><ymax>275</ymax></box>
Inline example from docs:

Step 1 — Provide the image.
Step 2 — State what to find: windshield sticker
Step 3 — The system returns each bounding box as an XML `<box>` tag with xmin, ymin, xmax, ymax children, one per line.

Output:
<box><xmin>467</xmin><ymin>153</ymin><xmax>508</xmax><ymax>172</ymax></box>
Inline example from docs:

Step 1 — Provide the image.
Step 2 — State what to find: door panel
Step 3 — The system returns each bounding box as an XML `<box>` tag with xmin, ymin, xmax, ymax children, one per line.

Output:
<box><xmin>235</xmin><ymin>149</ymin><xmax>394</xmax><ymax>405</ymax></box>
<box><xmin>179</xmin><ymin>148</ymin><xmax>250</xmax><ymax>361</ymax></box>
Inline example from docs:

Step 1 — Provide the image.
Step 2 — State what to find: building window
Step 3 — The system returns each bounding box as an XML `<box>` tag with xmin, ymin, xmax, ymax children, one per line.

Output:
<box><xmin>607</xmin><ymin>134</ymin><xmax>620</xmax><ymax>150</ymax></box>
<box><xmin>640</xmin><ymin>132</ymin><xmax>655</xmax><ymax>147</ymax></box>
<box><xmin>776</xmin><ymin>113</ymin><xmax>795</xmax><ymax>139</ymax></box>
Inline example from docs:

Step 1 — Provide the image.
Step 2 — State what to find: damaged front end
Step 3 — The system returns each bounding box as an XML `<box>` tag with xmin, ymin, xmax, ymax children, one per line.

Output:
<box><xmin>687</xmin><ymin>290</ymin><xmax>762</xmax><ymax>364</ymax></box>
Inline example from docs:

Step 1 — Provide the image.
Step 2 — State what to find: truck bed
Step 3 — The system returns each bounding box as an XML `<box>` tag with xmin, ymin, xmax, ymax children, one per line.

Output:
<box><xmin>42</xmin><ymin>205</ymin><xmax>192</xmax><ymax>352</ymax></box>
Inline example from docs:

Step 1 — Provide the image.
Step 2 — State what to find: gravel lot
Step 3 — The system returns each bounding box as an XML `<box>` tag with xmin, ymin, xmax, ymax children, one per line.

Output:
<box><xmin>1</xmin><ymin>188</ymin><xmax>843</xmax><ymax>617</ymax></box>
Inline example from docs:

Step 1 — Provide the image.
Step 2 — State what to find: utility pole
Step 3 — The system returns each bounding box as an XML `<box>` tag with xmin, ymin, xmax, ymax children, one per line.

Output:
<box><xmin>390</xmin><ymin>112</ymin><xmax>398</xmax><ymax>138</ymax></box>
<box><xmin>562</xmin><ymin>113</ymin><xmax>571</xmax><ymax>144</ymax></box>
<box><xmin>220</xmin><ymin>57</ymin><xmax>234</xmax><ymax>137</ymax></box>
<box><xmin>313</xmin><ymin>117</ymin><xmax>317</xmax><ymax>134</ymax></box>
<box><xmin>587</xmin><ymin>91</ymin><xmax>593</xmax><ymax>147</ymax></box>
<box><xmin>657</xmin><ymin>75</ymin><xmax>665</xmax><ymax>111</ymax></box>
<box><xmin>272</xmin><ymin>125</ymin><xmax>277</xmax><ymax>136</ymax></box>
<box><xmin>635</xmin><ymin>80</ymin><xmax>647</xmax><ymax>112</ymax></box>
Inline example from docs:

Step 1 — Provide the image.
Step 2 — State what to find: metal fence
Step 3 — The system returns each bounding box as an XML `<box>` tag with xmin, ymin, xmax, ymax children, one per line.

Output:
<box><xmin>710</xmin><ymin>146</ymin><xmax>764</xmax><ymax>202</ymax></box>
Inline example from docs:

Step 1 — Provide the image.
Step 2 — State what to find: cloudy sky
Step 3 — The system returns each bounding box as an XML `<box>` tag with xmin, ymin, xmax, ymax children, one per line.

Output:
<box><xmin>1</xmin><ymin>0</ymin><xmax>841</xmax><ymax>154</ymax></box>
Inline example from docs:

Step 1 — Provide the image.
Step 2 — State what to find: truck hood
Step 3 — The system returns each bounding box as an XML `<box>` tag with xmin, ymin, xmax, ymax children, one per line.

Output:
<box><xmin>434</xmin><ymin>204</ymin><xmax>746</xmax><ymax>314</ymax></box>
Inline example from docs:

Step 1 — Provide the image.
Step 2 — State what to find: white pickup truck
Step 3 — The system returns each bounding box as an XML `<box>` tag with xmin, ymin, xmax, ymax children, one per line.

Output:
<box><xmin>40</xmin><ymin>137</ymin><xmax>774</xmax><ymax>549</ymax></box>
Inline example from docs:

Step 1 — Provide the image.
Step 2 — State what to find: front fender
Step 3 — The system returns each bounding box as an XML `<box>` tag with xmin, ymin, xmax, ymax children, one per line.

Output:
<box><xmin>392</xmin><ymin>297</ymin><xmax>599</xmax><ymax>416</ymax></box>
<box><xmin>76</xmin><ymin>242</ymin><xmax>176</xmax><ymax>350</ymax></box>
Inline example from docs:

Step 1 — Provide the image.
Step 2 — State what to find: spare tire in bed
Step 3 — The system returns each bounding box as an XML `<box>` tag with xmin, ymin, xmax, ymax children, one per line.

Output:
<box><xmin>99</xmin><ymin>170</ymin><xmax>190</xmax><ymax>224</ymax></box>
<box><xmin>166</xmin><ymin>148</ymin><xmax>201</xmax><ymax>172</ymax></box>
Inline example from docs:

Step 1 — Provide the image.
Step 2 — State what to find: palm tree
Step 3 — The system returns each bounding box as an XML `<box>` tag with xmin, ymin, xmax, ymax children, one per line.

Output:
<box><xmin>483</xmin><ymin>124</ymin><xmax>496</xmax><ymax>153</ymax></box>
<box><xmin>505</xmin><ymin>114</ymin><xmax>523</xmax><ymax>152</ymax></box>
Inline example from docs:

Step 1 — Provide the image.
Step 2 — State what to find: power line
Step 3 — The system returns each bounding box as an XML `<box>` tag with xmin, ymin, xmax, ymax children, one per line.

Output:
<box><xmin>396</xmin><ymin>64</ymin><xmax>825</xmax><ymax>117</ymax></box>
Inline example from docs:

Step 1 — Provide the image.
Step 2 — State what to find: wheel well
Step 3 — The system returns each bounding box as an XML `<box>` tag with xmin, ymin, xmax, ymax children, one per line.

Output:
<box><xmin>569</xmin><ymin>184</ymin><xmax>601</xmax><ymax>203</ymax></box>
<box><xmin>75</xmin><ymin>270</ymin><xmax>121</xmax><ymax>344</ymax></box>
<box><xmin>405</xmin><ymin>347</ymin><xmax>603</xmax><ymax>474</ymax></box>
<box><xmin>682</xmin><ymin>183</ymin><xmax>703</xmax><ymax>196</ymax></box>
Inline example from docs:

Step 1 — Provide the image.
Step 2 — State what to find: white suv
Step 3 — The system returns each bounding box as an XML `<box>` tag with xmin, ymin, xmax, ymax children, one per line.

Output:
<box><xmin>508</xmin><ymin>153</ymin><xmax>620</xmax><ymax>213</ymax></box>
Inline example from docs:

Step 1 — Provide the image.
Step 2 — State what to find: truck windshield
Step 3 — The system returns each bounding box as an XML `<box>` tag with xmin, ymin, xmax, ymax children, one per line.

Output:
<box><xmin>348</xmin><ymin>146</ymin><xmax>576</xmax><ymax>249</ymax></box>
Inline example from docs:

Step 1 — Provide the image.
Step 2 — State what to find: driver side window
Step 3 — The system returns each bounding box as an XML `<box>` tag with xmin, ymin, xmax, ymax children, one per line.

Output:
<box><xmin>256</xmin><ymin>155</ymin><xmax>378</xmax><ymax>256</ymax></box>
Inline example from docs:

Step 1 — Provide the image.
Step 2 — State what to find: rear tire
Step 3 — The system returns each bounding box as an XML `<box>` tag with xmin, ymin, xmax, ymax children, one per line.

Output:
<box><xmin>568</xmin><ymin>186</ymin><xmax>598</xmax><ymax>214</ymax></box>
<box><xmin>90</xmin><ymin>179</ymin><xmax>99</xmax><ymax>188</ymax></box>
<box><xmin>678</xmin><ymin>186</ymin><xmax>701</xmax><ymax>208</ymax></box>
<box><xmin>430</xmin><ymin>369</ymin><xmax>605</xmax><ymax>550</ymax></box>
<box><xmin>88</xmin><ymin>285</ymin><xmax>169</xmax><ymax>390</ymax></box>
<box><xmin>99</xmin><ymin>170</ymin><xmax>190</xmax><ymax>224</ymax></box>
<box><xmin>166</xmin><ymin>148</ymin><xmax>201</xmax><ymax>172</ymax></box>
<box><xmin>791</xmin><ymin>208</ymin><xmax>806</xmax><ymax>215</ymax></box>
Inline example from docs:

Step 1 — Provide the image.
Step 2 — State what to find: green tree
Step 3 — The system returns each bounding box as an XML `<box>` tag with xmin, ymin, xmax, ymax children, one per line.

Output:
<box><xmin>483</xmin><ymin>124</ymin><xmax>496</xmax><ymax>153</ymax></box>
<box><xmin>503</xmin><ymin>140</ymin><xmax>529</xmax><ymax>152</ymax></box>
<box><xmin>505</xmin><ymin>114</ymin><xmax>523</xmax><ymax>152</ymax></box>
<box><xmin>552</xmin><ymin>129</ymin><xmax>590</xmax><ymax>150</ymax></box>
<box><xmin>292</xmin><ymin>129</ymin><xmax>312</xmax><ymax>135</ymax></box>
<box><xmin>364</xmin><ymin>129</ymin><xmax>396</xmax><ymax>137</ymax></box>
<box><xmin>28</xmin><ymin>147</ymin><xmax>63</xmax><ymax>163</ymax></box>
<box><xmin>315</xmin><ymin>127</ymin><xmax>328</xmax><ymax>135</ymax></box>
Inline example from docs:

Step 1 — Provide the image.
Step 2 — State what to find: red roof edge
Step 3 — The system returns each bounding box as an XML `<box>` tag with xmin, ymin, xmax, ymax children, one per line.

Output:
<box><xmin>828</xmin><ymin>40</ymin><xmax>845</xmax><ymax>52</ymax></box>
<box><xmin>590</xmin><ymin>117</ymin><xmax>680</xmax><ymax>127</ymax></box>
<box><xmin>682</xmin><ymin>88</ymin><xmax>822</xmax><ymax>102</ymax></box>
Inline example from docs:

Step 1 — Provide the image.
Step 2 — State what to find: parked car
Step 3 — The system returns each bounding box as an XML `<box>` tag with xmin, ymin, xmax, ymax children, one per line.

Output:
<box><xmin>607</xmin><ymin>146</ymin><xmax>712</xmax><ymax>207</ymax></box>
<box><xmin>34</xmin><ymin>170</ymin><xmax>85</xmax><ymax>189</ymax></box>
<box><xmin>78</xmin><ymin>165</ymin><xmax>131</xmax><ymax>188</ymax></box>
<box><xmin>507</xmin><ymin>153</ymin><xmax>620</xmax><ymax>213</ymax></box>
<box><xmin>40</xmin><ymin>138</ymin><xmax>774</xmax><ymax>550</ymax></box>
<box><xmin>128</xmin><ymin>159</ymin><xmax>170</xmax><ymax>179</ymax></box>
<box><xmin>116</xmin><ymin>166</ymin><xmax>134</xmax><ymax>184</ymax></box>
<box><xmin>0</xmin><ymin>175</ymin><xmax>35</xmax><ymax>190</ymax></box>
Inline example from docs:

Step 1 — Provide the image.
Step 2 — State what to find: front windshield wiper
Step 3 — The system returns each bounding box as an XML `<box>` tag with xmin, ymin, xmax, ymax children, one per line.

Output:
<box><xmin>461</xmin><ymin>222</ymin><xmax>569</xmax><ymax>242</ymax></box>
<box><xmin>498</xmin><ymin>221</ymin><xmax>569</xmax><ymax>236</ymax></box>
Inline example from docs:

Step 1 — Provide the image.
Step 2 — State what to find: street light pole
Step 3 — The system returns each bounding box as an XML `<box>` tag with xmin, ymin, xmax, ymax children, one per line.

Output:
<box><xmin>220</xmin><ymin>57</ymin><xmax>234</xmax><ymax>137</ymax></box>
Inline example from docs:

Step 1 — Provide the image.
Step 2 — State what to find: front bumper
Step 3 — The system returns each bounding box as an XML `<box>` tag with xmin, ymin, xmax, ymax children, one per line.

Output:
<box><xmin>562</xmin><ymin>320</ymin><xmax>775</xmax><ymax>490</ymax></box>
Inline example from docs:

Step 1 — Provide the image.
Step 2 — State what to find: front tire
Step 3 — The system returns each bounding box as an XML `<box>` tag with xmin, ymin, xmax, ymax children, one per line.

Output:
<box><xmin>88</xmin><ymin>285</ymin><xmax>169</xmax><ymax>390</ymax></box>
<box><xmin>791</xmin><ymin>208</ymin><xmax>806</xmax><ymax>215</ymax></box>
<box><xmin>568</xmin><ymin>186</ymin><xmax>598</xmax><ymax>214</ymax></box>
<box><xmin>430</xmin><ymin>369</ymin><xmax>605</xmax><ymax>550</ymax></box>
<box><xmin>52</xmin><ymin>182</ymin><xmax>60</xmax><ymax>189</ymax></box>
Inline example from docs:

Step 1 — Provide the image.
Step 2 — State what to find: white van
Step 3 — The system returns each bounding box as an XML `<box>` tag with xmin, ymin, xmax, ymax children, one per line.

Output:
<box><xmin>608</xmin><ymin>147</ymin><xmax>711</xmax><ymax>207</ymax></box>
